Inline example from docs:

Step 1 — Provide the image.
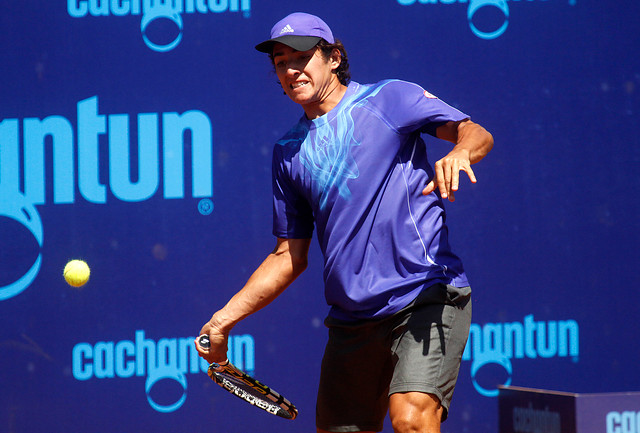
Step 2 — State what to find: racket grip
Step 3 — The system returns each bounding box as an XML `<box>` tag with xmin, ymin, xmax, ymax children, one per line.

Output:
<box><xmin>198</xmin><ymin>334</ymin><xmax>210</xmax><ymax>349</ymax></box>
<box><xmin>198</xmin><ymin>335</ymin><xmax>229</xmax><ymax>370</ymax></box>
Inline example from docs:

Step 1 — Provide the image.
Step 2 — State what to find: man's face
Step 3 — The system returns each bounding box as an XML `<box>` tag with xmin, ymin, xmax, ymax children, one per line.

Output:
<box><xmin>272</xmin><ymin>43</ymin><xmax>340</xmax><ymax>108</ymax></box>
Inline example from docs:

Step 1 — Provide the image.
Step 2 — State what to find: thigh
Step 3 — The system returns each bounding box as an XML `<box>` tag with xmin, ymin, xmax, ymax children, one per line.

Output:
<box><xmin>316</xmin><ymin>322</ymin><xmax>393</xmax><ymax>432</ymax></box>
<box><xmin>389</xmin><ymin>284</ymin><xmax>472</xmax><ymax>421</ymax></box>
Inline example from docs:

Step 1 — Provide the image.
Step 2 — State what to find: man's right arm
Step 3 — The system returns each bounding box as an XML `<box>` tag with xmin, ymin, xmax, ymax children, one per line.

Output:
<box><xmin>195</xmin><ymin>237</ymin><xmax>311</xmax><ymax>364</ymax></box>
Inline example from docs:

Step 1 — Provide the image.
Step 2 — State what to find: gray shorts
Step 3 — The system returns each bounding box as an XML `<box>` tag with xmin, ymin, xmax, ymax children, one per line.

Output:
<box><xmin>316</xmin><ymin>283</ymin><xmax>472</xmax><ymax>432</ymax></box>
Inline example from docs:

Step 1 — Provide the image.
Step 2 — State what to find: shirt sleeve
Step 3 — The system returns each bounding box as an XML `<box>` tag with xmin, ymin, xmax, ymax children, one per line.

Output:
<box><xmin>271</xmin><ymin>144</ymin><xmax>315</xmax><ymax>239</ymax></box>
<box><xmin>370</xmin><ymin>80</ymin><xmax>469</xmax><ymax>137</ymax></box>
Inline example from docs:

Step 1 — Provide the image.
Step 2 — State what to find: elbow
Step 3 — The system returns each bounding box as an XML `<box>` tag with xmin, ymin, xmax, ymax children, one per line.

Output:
<box><xmin>472</xmin><ymin>121</ymin><xmax>493</xmax><ymax>149</ymax></box>
<box><xmin>476</xmin><ymin>124</ymin><xmax>494</xmax><ymax>158</ymax></box>
<box><xmin>291</xmin><ymin>255</ymin><xmax>309</xmax><ymax>277</ymax></box>
<box><xmin>486</xmin><ymin>130</ymin><xmax>494</xmax><ymax>153</ymax></box>
<box><xmin>468</xmin><ymin>125</ymin><xmax>494</xmax><ymax>164</ymax></box>
<box><xmin>272</xmin><ymin>238</ymin><xmax>310</xmax><ymax>278</ymax></box>
<box><xmin>473</xmin><ymin>131</ymin><xmax>494</xmax><ymax>164</ymax></box>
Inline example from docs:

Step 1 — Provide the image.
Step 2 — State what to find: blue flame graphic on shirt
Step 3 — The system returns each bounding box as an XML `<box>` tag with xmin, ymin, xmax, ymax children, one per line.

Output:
<box><xmin>279</xmin><ymin>84</ymin><xmax>389</xmax><ymax>210</ymax></box>
<box><xmin>302</xmin><ymin>110</ymin><xmax>360</xmax><ymax>209</ymax></box>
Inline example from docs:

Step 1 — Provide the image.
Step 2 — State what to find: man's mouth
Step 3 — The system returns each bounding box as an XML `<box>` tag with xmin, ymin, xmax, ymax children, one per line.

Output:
<box><xmin>291</xmin><ymin>81</ymin><xmax>309</xmax><ymax>89</ymax></box>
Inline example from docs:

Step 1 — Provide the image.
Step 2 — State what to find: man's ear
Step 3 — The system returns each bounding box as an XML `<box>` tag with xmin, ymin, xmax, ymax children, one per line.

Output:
<box><xmin>330</xmin><ymin>48</ymin><xmax>342</xmax><ymax>71</ymax></box>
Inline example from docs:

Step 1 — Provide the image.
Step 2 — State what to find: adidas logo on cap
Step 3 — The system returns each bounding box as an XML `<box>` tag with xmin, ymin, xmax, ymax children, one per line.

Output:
<box><xmin>280</xmin><ymin>24</ymin><xmax>294</xmax><ymax>34</ymax></box>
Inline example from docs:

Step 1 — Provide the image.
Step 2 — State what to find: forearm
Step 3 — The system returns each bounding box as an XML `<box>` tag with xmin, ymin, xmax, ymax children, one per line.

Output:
<box><xmin>453</xmin><ymin>120</ymin><xmax>494</xmax><ymax>164</ymax></box>
<box><xmin>436</xmin><ymin>120</ymin><xmax>493</xmax><ymax>164</ymax></box>
<box><xmin>208</xmin><ymin>238</ymin><xmax>310</xmax><ymax>334</ymax></box>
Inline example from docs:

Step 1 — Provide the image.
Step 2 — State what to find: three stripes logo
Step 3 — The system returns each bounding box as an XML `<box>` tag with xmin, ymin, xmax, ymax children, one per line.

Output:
<box><xmin>280</xmin><ymin>24</ymin><xmax>295</xmax><ymax>34</ymax></box>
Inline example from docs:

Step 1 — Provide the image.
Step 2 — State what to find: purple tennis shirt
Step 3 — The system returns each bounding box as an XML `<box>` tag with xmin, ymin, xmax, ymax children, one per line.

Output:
<box><xmin>272</xmin><ymin>80</ymin><xmax>470</xmax><ymax>321</ymax></box>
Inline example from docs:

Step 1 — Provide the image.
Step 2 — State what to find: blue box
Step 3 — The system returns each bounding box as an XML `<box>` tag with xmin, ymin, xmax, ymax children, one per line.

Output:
<box><xmin>498</xmin><ymin>386</ymin><xmax>640</xmax><ymax>433</ymax></box>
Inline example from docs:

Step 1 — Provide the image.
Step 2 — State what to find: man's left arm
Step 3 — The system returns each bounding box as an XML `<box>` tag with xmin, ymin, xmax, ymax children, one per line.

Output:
<box><xmin>422</xmin><ymin>119</ymin><xmax>494</xmax><ymax>202</ymax></box>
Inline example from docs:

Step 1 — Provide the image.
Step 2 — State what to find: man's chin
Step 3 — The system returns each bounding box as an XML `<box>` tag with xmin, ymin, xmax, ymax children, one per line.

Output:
<box><xmin>287</xmin><ymin>93</ymin><xmax>312</xmax><ymax>106</ymax></box>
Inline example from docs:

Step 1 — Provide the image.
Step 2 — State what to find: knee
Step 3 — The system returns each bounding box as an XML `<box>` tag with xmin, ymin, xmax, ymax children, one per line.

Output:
<box><xmin>391</xmin><ymin>413</ymin><xmax>439</xmax><ymax>433</ymax></box>
<box><xmin>389</xmin><ymin>392</ymin><xmax>442</xmax><ymax>433</ymax></box>
<box><xmin>391</xmin><ymin>415</ymin><xmax>420</xmax><ymax>433</ymax></box>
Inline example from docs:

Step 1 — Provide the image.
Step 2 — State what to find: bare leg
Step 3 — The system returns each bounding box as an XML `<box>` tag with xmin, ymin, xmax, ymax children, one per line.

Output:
<box><xmin>389</xmin><ymin>392</ymin><xmax>443</xmax><ymax>433</ymax></box>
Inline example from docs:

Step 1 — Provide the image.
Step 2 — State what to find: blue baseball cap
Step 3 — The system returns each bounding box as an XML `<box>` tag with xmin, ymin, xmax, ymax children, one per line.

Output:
<box><xmin>255</xmin><ymin>12</ymin><xmax>335</xmax><ymax>53</ymax></box>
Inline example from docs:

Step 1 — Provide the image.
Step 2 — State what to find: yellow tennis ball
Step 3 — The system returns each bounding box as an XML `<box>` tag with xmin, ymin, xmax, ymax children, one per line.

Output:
<box><xmin>64</xmin><ymin>260</ymin><xmax>90</xmax><ymax>287</ymax></box>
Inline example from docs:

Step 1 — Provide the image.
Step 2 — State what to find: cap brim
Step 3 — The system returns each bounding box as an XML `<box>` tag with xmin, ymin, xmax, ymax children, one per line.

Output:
<box><xmin>255</xmin><ymin>35</ymin><xmax>322</xmax><ymax>53</ymax></box>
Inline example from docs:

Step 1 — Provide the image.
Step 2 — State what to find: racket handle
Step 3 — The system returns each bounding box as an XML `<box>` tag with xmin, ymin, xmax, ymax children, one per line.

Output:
<box><xmin>198</xmin><ymin>334</ymin><xmax>210</xmax><ymax>349</ymax></box>
<box><xmin>198</xmin><ymin>335</ymin><xmax>229</xmax><ymax>369</ymax></box>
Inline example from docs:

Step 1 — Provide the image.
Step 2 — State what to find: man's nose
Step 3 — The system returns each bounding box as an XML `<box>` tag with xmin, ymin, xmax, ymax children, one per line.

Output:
<box><xmin>286</xmin><ymin>66</ymin><xmax>301</xmax><ymax>77</ymax></box>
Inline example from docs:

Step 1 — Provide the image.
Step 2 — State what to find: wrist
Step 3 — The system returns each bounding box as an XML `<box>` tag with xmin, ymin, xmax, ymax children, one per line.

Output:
<box><xmin>209</xmin><ymin>311</ymin><xmax>236</xmax><ymax>335</ymax></box>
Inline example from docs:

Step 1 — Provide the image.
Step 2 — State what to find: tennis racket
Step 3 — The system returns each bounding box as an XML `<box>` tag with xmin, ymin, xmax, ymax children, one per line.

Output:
<box><xmin>198</xmin><ymin>335</ymin><xmax>298</xmax><ymax>420</ymax></box>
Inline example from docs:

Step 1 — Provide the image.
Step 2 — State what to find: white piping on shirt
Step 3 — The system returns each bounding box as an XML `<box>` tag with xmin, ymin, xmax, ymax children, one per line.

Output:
<box><xmin>398</xmin><ymin>141</ymin><xmax>447</xmax><ymax>273</ymax></box>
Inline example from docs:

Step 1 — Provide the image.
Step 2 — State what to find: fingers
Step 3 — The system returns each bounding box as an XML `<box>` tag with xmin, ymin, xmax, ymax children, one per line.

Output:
<box><xmin>463</xmin><ymin>164</ymin><xmax>477</xmax><ymax>185</ymax></box>
<box><xmin>422</xmin><ymin>180</ymin><xmax>436</xmax><ymax>196</ymax></box>
<box><xmin>194</xmin><ymin>325</ymin><xmax>229</xmax><ymax>364</ymax></box>
<box><xmin>428</xmin><ymin>159</ymin><xmax>477</xmax><ymax>202</ymax></box>
<box><xmin>433</xmin><ymin>159</ymin><xmax>452</xmax><ymax>201</ymax></box>
<box><xmin>194</xmin><ymin>335</ymin><xmax>223</xmax><ymax>364</ymax></box>
<box><xmin>435</xmin><ymin>159</ymin><xmax>448</xmax><ymax>200</ymax></box>
<box><xmin>194</xmin><ymin>335</ymin><xmax>210</xmax><ymax>358</ymax></box>
<box><xmin>450</xmin><ymin>160</ymin><xmax>460</xmax><ymax>192</ymax></box>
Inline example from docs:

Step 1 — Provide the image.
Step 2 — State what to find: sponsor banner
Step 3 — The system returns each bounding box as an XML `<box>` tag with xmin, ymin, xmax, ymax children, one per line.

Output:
<box><xmin>0</xmin><ymin>97</ymin><xmax>214</xmax><ymax>301</ymax></box>
<box><xmin>396</xmin><ymin>0</ymin><xmax>577</xmax><ymax>39</ymax></box>
<box><xmin>463</xmin><ymin>315</ymin><xmax>579</xmax><ymax>397</ymax></box>
<box><xmin>498</xmin><ymin>387</ymin><xmax>640</xmax><ymax>433</ymax></box>
<box><xmin>2</xmin><ymin>0</ymin><xmax>639</xmax><ymax>432</ymax></box>
<box><xmin>71</xmin><ymin>330</ymin><xmax>255</xmax><ymax>412</ymax></box>
<box><xmin>67</xmin><ymin>0</ymin><xmax>251</xmax><ymax>51</ymax></box>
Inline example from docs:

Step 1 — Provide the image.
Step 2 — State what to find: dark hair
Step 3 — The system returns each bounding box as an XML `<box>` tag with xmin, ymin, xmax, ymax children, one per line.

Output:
<box><xmin>317</xmin><ymin>38</ymin><xmax>351</xmax><ymax>86</ymax></box>
<box><xmin>268</xmin><ymin>38</ymin><xmax>351</xmax><ymax>86</ymax></box>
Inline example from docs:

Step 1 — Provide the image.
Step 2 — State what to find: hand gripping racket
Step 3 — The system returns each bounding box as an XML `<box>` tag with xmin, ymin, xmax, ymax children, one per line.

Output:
<box><xmin>198</xmin><ymin>335</ymin><xmax>298</xmax><ymax>420</ymax></box>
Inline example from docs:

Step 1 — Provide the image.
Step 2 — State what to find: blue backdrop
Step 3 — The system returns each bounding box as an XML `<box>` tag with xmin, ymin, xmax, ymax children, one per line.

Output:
<box><xmin>2</xmin><ymin>0</ymin><xmax>639</xmax><ymax>432</ymax></box>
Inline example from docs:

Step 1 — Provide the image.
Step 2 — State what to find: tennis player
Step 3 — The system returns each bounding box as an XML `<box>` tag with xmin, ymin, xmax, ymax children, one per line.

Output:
<box><xmin>197</xmin><ymin>12</ymin><xmax>493</xmax><ymax>433</ymax></box>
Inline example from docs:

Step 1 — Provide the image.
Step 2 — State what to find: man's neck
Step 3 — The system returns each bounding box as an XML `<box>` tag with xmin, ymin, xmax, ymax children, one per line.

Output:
<box><xmin>303</xmin><ymin>82</ymin><xmax>348</xmax><ymax>120</ymax></box>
